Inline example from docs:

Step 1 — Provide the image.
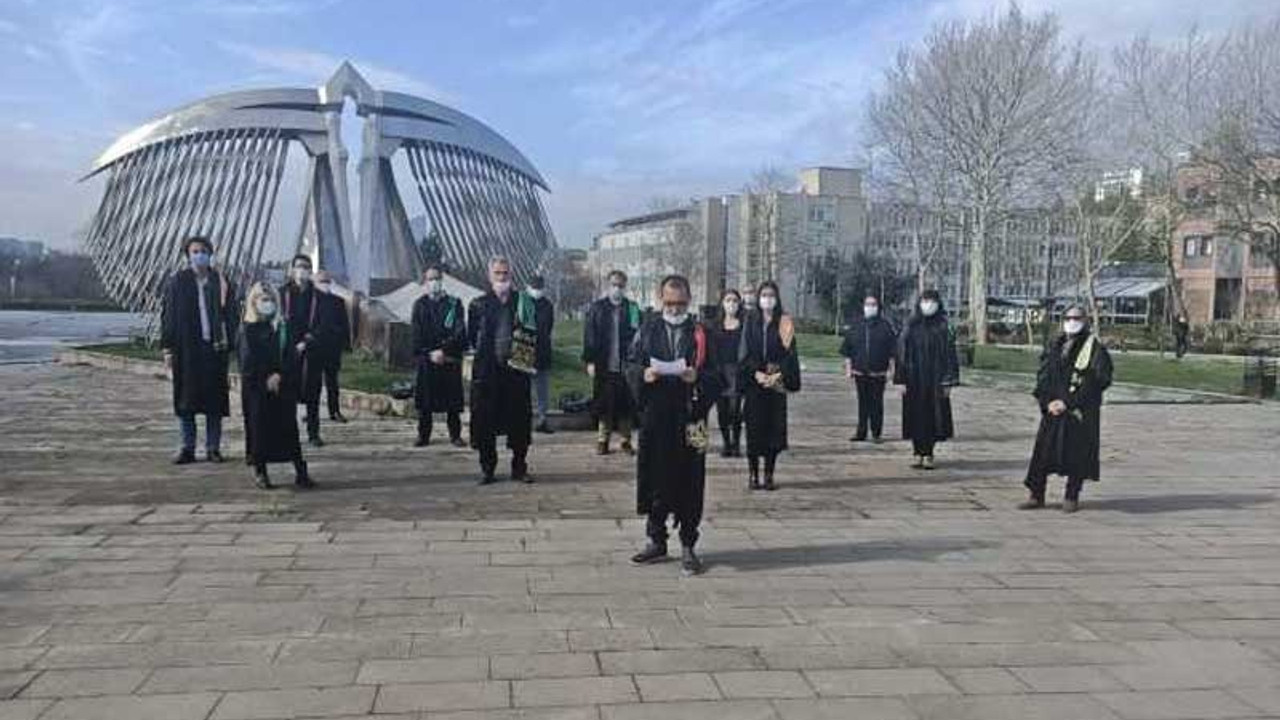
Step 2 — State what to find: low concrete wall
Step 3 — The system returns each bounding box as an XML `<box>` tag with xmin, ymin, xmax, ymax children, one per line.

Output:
<box><xmin>53</xmin><ymin>348</ymin><xmax>597</xmax><ymax>428</ymax></box>
<box><xmin>56</xmin><ymin>348</ymin><xmax>414</xmax><ymax>418</ymax></box>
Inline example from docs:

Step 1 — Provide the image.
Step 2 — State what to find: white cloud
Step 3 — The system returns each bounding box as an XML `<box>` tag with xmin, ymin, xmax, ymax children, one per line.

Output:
<box><xmin>219</xmin><ymin>42</ymin><xmax>460</xmax><ymax>103</ymax></box>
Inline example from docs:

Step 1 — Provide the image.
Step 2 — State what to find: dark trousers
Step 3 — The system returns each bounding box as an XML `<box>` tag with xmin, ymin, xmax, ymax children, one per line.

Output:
<box><xmin>419</xmin><ymin>410</ymin><xmax>462</xmax><ymax>443</ymax></box>
<box><xmin>913</xmin><ymin>439</ymin><xmax>936</xmax><ymax>457</ymax></box>
<box><xmin>854</xmin><ymin>374</ymin><xmax>887</xmax><ymax>439</ymax></box>
<box><xmin>304</xmin><ymin>402</ymin><xmax>321</xmax><ymax>441</ymax></box>
<box><xmin>748</xmin><ymin>452</ymin><xmax>779</xmax><ymax>477</ymax></box>
<box><xmin>1175</xmin><ymin>335</ymin><xmax>1189</xmax><ymax>358</ymax></box>
<box><xmin>716</xmin><ymin>395</ymin><xmax>742</xmax><ymax>449</ymax></box>
<box><xmin>1026</xmin><ymin>474</ymin><xmax>1086</xmax><ymax>502</ymax></box>
<box><xmin>646</xmin><ymin>499</ymin><xmax>699</xmax><ymax>549</ymax></box>
<box><xmin>321</xmin><ymin>361</ymin><xmax>341</xmax><ymax>417</ymax></box>
<box><xmin>476</xmin><ymin>434</ymin><xmax>528</xmax><ymax>477</ymax></box>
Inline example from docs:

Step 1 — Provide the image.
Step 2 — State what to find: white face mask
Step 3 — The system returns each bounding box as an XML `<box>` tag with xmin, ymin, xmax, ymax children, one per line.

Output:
<box><xmin>608</xmin><ymin>285</ymin><xmax>625</xmax><ymax>303</ymax></box>
<box><xmin>758</xmin><ymin>296</ymin><xmax>777</xmax><ymax>312</ymax></box>
<box><xmin>255</xmin><ymin>300</ymin><xmax>277</xmax><ymax>318</ymax></box>
<box><xmin>863</xmin><ymin>304</ymin><xmax>879</xmax><ymax>318</ymax></box>
<box><xmin>920</xmin><ymin>301</ymin><xmax>939</xmax><ymax>317</ymax></box>
<box><xmin>292</xmin><ymin>267</ymin><xmax>312</xmax><ymax>284</ymax></box>
<box><xmin>723</xmin><ymin>300</ymin><xmax>740</xmax><ymax>315</ymax></box>
<box><xmin>426</xmin><ymin>279</ymin><xmax>444</xmax><ymax>296</ymax></box>
<box><xmin>492</xmin><ymin>279</ymin><xmax>512</xmax><ymax>295</ymax></box>
<box><xmin>662</xmin><ymin>307</ymin><xmax>689</xmax><ymax>326</ymax></box>
<box><xmin>528</xmin><ymin>288</ymin><xmax>545</xmax><ymax>300</ymax></box>
<box><xmin>1064</xmin><ymin>319</ymin><xmax>1085</xmax><ymax>336</ymax></box>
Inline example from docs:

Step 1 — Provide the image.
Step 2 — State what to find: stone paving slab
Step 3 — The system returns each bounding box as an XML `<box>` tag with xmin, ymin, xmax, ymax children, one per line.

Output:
<box><xmin>0</xmin><ymin>363</ymin><xmax>1277</xmax><ymax>718</ymax></box>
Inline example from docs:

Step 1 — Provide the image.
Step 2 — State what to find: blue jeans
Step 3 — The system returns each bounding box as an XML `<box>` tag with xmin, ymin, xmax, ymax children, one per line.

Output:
<box><xmin>179</xmin><ymin>414</ymin><xmax>223</xmax><ymax>453</ymax></box>
<box><xmin>533</xmin><ymin>369</ymin><xmax>551</xmax><ymax>423</ymax></box>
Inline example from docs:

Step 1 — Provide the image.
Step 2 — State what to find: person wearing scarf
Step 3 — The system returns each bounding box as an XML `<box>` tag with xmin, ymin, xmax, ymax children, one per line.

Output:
<box><xmin>740</xmin><ymin>281</ymin><xmax>802</xmax><ymax>491</ymax></box>
<box><xmin>1021</xmin><ymin>305</ymin><xmax>1113</xmax><ymax>513</ymax></box>
<box><xmin>627</xmin><ymin>274</ymin><xmax>723</xmax><ymax>576</ymax></box>
<box><xmin>412</xmin><ymin>264</ymin><xmax>468</xmax><ymax>448</ymax></box>
<box><xmin>280</xmin><ymin>254</ymin><xmax>328</xmax><ymax>447</ymax></box>
<box><xmin>584</xmin><ymin>270</ymin><xmax>641</xmax><ymax>455</ymax></box>
<box><xmin>467</xmin><ymin>256</ymin><xmax>536</xmax><ymax>485</ymax></box>
<box><xmin>161</xmin><ymin>236</ymin><xmax>238</xmax><ymax>465</ymax></box>
<box><xmin>237</xmin><ymin>282</ymin><xmax>315</xmax><ymax>490</ymax></box>
<box><xmin>893</xmin><ymin>289</ymin><xmax>960</xmax><ymax>470</ymax></box>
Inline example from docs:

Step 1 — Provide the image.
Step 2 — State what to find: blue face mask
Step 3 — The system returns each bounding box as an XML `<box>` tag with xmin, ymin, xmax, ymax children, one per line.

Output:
<box><xmin>189</xmin><ymin>251</ymin><xmax>211</xmax><ymax>269</ymax></box>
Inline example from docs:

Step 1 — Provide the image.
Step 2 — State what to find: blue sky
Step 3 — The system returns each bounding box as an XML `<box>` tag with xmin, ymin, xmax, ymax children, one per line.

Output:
<box><xmin>0</xmin><ymin>0</ymin><xmax>1270</xmax><ymax>251</ymax></box>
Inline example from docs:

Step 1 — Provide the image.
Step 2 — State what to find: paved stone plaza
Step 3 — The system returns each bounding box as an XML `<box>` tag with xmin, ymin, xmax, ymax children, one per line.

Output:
<box><xmin>0</xmin><ymin>361</ymin><xmax>1277</xmax><ymax>719</ymax></box>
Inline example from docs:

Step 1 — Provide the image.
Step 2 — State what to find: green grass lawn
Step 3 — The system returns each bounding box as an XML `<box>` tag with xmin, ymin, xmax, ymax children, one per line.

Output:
<box><xmin>972</xmin><ymin>345</ymin><xmax>1248</xmax><ymax>396</ymax></box>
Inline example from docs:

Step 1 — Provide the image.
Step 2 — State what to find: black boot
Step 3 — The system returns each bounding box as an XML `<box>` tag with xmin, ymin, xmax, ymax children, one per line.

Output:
<box><xmin>748</xmin><ymin>456</ymin><xmax>761</xmax><ymax>491</ymax></box>
<box><xmin>764</xmin><ymin>454</ymin><xmax>777</xmax><ymax>491</ymax></box>
<box><xmin>415</xmin><ymin>415</ymin><xmax>431</xmax><ymax>447</ymax></box>
<box><xmin>293</xmin><ymin>460</ymin><xmax>315</xmax><ymax>489</ymax></box>
<box><xmin>252</xmin><ymin>465</ymin><xmax>273</xmax><ymax>490</ymax></box>
<box><xmin>630</xmin><ymin>541</ymin><xmax>668</xmax><ymax>565</ymax></box>
<box><xmin>720</xmin><ymin>427</ymin><xmax>733</xmax><ymax>458</ymax></box>
<box><xmin>731</xmin><ymin>425</ymin><xmax>743</xmax><ymax>457</ymax></box>
<box><xmin>173</xmin><ymin>448</ymin><xmax>197</xmax><ymax>465</ymax></box>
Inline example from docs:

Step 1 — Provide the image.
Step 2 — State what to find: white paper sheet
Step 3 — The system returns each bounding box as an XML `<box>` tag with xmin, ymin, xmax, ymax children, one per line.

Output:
<box><xmin>650</xmin><ymin>357</ymin><xmax>688</xmax><ymax>376</ymax></box>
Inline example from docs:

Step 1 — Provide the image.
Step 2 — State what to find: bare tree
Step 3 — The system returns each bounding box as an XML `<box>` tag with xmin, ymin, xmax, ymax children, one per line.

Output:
<box><xmin>868</xmin><ymin>5</ymin><xmax>1097</xmax><ymax>344</ymax></box>
<box><xmin>1112</xmin><ymin>27</ymin><xmax>1228</xmax><ymax>319</ymax></box>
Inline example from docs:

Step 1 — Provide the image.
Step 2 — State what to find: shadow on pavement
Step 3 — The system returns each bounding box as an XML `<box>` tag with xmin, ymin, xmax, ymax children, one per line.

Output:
<box><xmin>1088</xmin><ymin>493</ymin><xmax>1276</xmax><ymax>514</ymax></box>
<box><xmin>708</xmin><ymin>538</ymin><xmax>1000</xmax><ymax>572</ymax></box>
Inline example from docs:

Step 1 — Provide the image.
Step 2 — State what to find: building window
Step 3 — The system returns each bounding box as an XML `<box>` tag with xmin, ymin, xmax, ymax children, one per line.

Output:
<box><xmin>1200</xmin><ymin>237</ymin><xmax>1213</xmax><ymax>256</ymax></box>
<box><xmin>1184</xmin><ymin>237</ymin><xmax>1198</xmax><ymax>258</ymax></box>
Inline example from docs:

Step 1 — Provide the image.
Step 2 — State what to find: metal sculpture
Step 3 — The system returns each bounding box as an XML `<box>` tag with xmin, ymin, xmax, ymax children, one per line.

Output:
<box><xmin>83</xmin><ymin>62</ymin><xmax>554</xmax><ymax>318</ymax></box>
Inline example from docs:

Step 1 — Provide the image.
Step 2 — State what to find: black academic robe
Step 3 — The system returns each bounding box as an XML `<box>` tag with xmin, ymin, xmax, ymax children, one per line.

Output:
<box><xmin>584</xmin><ymin>297</ymin><xmax>640</xmax><ymax>426</ymax></box>
<box><xmin>412</xmin><ymin>293</ymin><xmax>467</xmax><ymax>414</ymax></box>
<box><xmin>280</xmin><ymin>282</ymin><xmax>324</xmax><ymax>405</ymax></box>
<box><xmin>1026</xmin><ymin>331</ymin><xmax>1113</xmax><ymax>483</ymax></box>
<box><xmin>238</xmin><ymin>321</ymin><xmax>302</xmax><ymax>465</ymax></box>
<box><xmin>313</xmin><ymin>291</ymin><xmax>350</xmax><ymax>369</ymax></box>
<box><xmin>740</xmin><ymin>312</ymin><xmax>802</xmax><ymax>456</ymax></box>
<box><xmin>467</xmin><ymin>291</ymin><xmax>532</xmax><ymax>448</ymax></box>
<box><xmin>160</xmin><ymin>269</ymin><xmax>238</xmax><ymax>418</ymax></box>
<box><xmin>894</xmin><ymin>313</ymin><xmax>960</xmax><ymax>443</ymax></box>
<box><xmin>627</xmin><ymin>317</ymin><xmax>723</xmax><ymax>521</ymax></box>
<box><xmin>533</xmin><ymin>295</ymin><xmax>555</xmax><ymax>371</ymax></box>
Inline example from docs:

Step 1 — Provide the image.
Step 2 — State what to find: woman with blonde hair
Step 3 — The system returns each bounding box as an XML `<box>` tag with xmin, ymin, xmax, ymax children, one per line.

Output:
<box><xmin>238</xmin><ymin>282</ymin><xmax>314</xmax><ymax>490</ymax></box>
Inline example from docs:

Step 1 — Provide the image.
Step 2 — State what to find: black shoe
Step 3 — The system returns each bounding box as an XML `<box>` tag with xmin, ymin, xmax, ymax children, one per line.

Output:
<box><xmin>764</xmin><ymin>474</ymin><xmax>776</xmax><ymax>491</ymax></box>
<box><xmin>620</xmin><ymin>440</ymin><xmax>635</xmax><ymax>456</ymax></box>
<box><xmin>630</xmin><ymin>542</ymin><xmax>668</xmax><ymax>565</ymax></box>
<box><xmin>850</xmin><ymin>434</ymin><xmax>867</xmax><ymax>442</ymax></box>
<box><xmin>253</xmin><ymin>469</ymin><xmax>273</xmax><ymax>490</ymax></box>
<box><xmin>535</xmin><ymin>421</ymin><xmax>555</xmax><ymax>434</ymax></box>
<box><xmin>748</xmin><ymin>470</ymin><xmax>761</xmax><ymax>491</ymax></box>
<box><xmin>1018</xmin><ymin>496</ymin><xmax>1046</xmax><ymax>510</ymax></box>
<box><xmin>478</xmin><ymin>473</ymin><xmax>497</xmax><ymax>486</ymax></box>
<box><xmin>294</xmin><ymin>474</ymin><xmax>316</xmax><ymax>489</ymax></box>
<box><xmin>450</xmin><ymin>437</ymin><xmax>467</xmax><ymax>448</ymax></box>
<box><xmin>330</xmin><ymin>412</ymin><xmax>348</xmax><ymax>424</ymax></box>
<box><xmin>308</xmin><ymin>436</ymin><xmax>325</xmax><ymax>448</ymax></box>
<box><xmin>596</xmin><ymin>441</ymin><xmax>611</xmax><ymax>456</ymax></box>
<box><xmin>872</xmin><ymin>436</ymin><xmax>883</xmax><ymax>445</ymax></box>
<box><xmin>681</xmin><ymin>547</ymin><xmax>704</xmax><ymax>576</ymax></box>
<box><xmin>415</xmin><ymin>436</ymin><xmax>430</xmax><ymax>448</ymax></box>
<box><xmin>1062</xmin><ymin>499</ymin><xmax>1080</xmax><ymax>514</ymax></box>
<box><xmin>206</xmin><ymin>450</ymin><xmax>224</xmax><ymax>464</ymax></box>
<box><xmin>173</xmin><ymin>449</ymin><xmax>197</xmax><ymax>465</ymax></box>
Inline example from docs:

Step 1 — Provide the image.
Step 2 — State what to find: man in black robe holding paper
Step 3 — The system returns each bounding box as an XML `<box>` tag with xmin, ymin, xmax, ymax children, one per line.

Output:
<box><xmin>627</xmin><ymin>275</ymin><xmax>721</xmax><ymax>576</ymax></box>
<box><xmin>1021</xmin><ymin>305</ymin><xmax>1113</xmax><ymax>513</ymax></box>
<box><xmin>468</xmin><ymin>256</ymin><xmax>536</xmax><ymax>485</ymax></box>
<box><xmin>412</xmin><ymin>265</ymin><xmax>468</xmax><ymax>448</ymax></box>
<box><xmin>161</xmin><ymin>236</ymin><xmax>238</xmax><ymax>464</ymax></box>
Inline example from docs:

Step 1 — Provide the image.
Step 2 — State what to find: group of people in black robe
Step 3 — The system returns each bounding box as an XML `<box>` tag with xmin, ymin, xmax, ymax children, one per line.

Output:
<box><xmin>161</xmin><ymin>232</ymin><xmax>1113</xmax><ymax>574</ymax></box>
<box><xmin>162</xmin><ymin>240</ymin><xmax>349</xmax><ymax>489</ymax></box>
